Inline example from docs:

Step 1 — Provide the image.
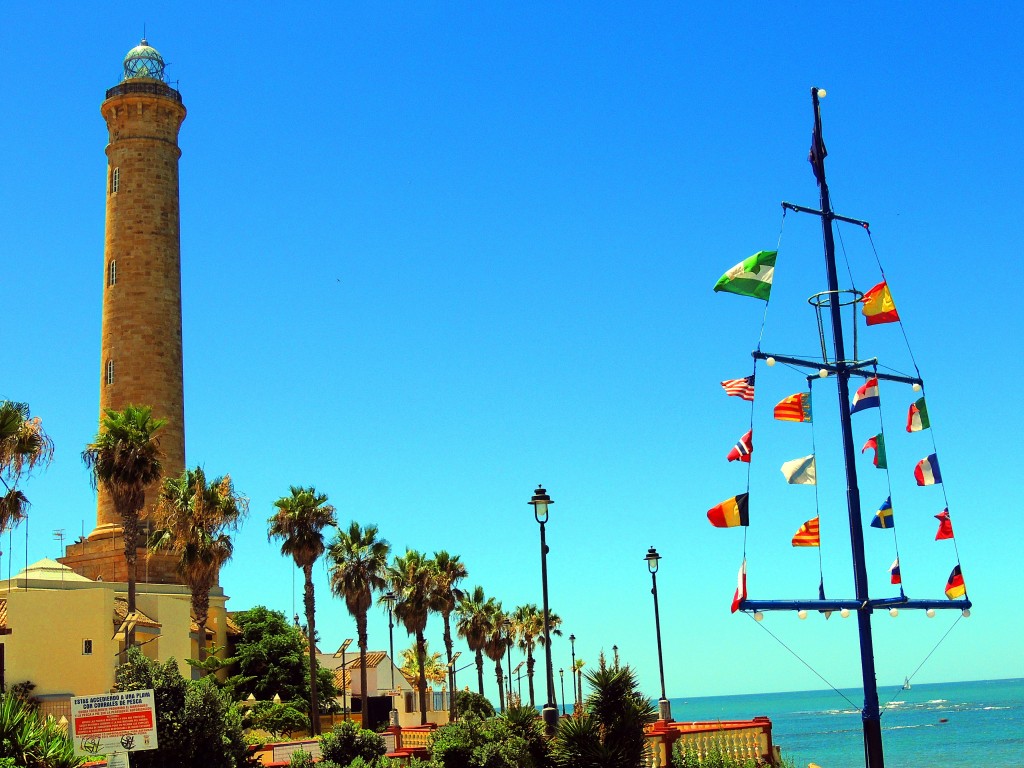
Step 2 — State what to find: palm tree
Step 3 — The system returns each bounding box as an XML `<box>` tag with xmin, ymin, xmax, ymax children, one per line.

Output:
<box><xmin>483</xmin><ymin>603</ymin><xmax>511</xmax><ymax>713</ymax></box>
<box><xmin>398</xmin><ymin>640</ymin><xmax>448</xmax><ymax>686</ymax></box>
<box><xmin>388</xmin><ymin>549</ymin><xmax>434</xmax><ymax>725</ymax></box>
<box><xmin>573</xmin><ymin>657</ymin><xmax>585</xmax><ymax>712</ymax></box>
<box><xmin>82</xmin><ymin>405</ymin><xmax>165</xmax><ymax>648</ymax></box>
<box><xmin>0</xmin><ymin>401</ymin><xmax>54</xmax><ymax>535</ymax></box>
<box><xmin>149</xmin><ymin>467</ymin><xmax>248</xmax><ymax>664</ymax></box>
<box><xmin>429</xmin><ymin>551</ymin><xmax>467</xmax><ymax>704</ymax></box>
<box><xmin>536</xmin><ymin>608</ymin><xmax>563</xmax><ymax>710</ymax></box>
<box><xmin>268</xmin><ymin>486</ymin><xmax>337</xmax><ymax>736</ymax></box>
<box><xmin>553</xmin><ymin>664</ymin><xmax>656</xmax><ymax>768</ymax></box>
<box><xmin>455</xmin><ymin>585</ymin><xmax>493</xmax><ymax>696</ymax></box>
<box><xmin>326</xmin><ymin>521</ymin><xmax>390</xmax><ymax>721</ymax></box>
<box><xmin>512</xmin><ymin>604</ymin><xmax>544</xmax><ymax>708</ymax></box>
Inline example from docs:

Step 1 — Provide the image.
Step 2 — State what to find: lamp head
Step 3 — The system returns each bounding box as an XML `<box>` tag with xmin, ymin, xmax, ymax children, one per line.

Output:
<box><xmin>529</xmin><ymin>485</ymin><xmax>552</xmax><ymax>523</ymax></box>
<box><xmin>645</xmin><ymin>546</ymin><xmax>661</xmax><ymax>574</ymax></box>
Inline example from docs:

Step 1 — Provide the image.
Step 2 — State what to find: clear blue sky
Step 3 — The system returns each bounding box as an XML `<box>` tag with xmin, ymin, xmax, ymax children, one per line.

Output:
<box><xmin>4</xmin><ymin>3</ymin><xmax>1022</xmax><ymax>705</ymax></box>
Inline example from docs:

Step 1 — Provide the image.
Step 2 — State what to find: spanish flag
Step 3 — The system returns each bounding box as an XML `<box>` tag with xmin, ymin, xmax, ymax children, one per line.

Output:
<box><xmin>945</xmin><ymin>565</ymin><xmax>966</xmax><ymax>599</ymax></box>
<box><xmin>862</xmin><ymin>281</ymin><xmax>900</xmax><ymax>325</ymax></box>
<box><xmin>791</xmin><ymin>517</ymin><xmax>820</xmax><ymax>547</ymax></box>
<box><xmin>774</xmin><ymin>392</ymin><xmax>812</xmax><ymax>423</ymax></box>
<box><xmin>707</xmin><ymin>493</ymin><xmax>749</xmax><ymax>528</ymax></box>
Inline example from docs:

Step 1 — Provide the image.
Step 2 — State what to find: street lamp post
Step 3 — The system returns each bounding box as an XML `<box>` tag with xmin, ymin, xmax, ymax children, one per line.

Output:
<box><xmin>529</xmin><ymin>485</ymin><xmax>559</xmax><ymax>734</ymax></box>
<box><xmin>448</xmin><ymin>652</ymin><xmax>462</xmax><ymax>720</ymax></box>
<box><xmin>645</xmin><ymin>546</ymin><xmax>671</xmax><ymax>721</ymax></box>
<box><xmin>334</xmin><ymin>639</ymin><xmax>354</xmax><ymax>722</ymax></box>
<box><xmin>383</xmin><ymin>593</ymin><xmax>398</xmax><ymax>725</ymax></box>
<box><xmin>569</xmin><ymin>633</ymin><xmax>577</xmax><ymax>710</ymax></box>
<box><xmin>503</xmin><ymin>618</ymin><xmax>514</xmax><ymax>710</ymax></box>
<box><xmin>559</xmin><ymin>668</ymin><xmax>566</xmax><ymax>716</ymax></box>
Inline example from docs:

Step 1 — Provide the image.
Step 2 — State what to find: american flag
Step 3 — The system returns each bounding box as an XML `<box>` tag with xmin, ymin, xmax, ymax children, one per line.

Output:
<box><xmin>721</xmin><ymin>375</ymin><xmax>755</xmax><ymax>401</ymax></box>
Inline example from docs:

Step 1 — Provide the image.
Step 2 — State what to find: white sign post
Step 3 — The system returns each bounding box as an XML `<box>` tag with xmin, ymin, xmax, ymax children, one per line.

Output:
<box><xmin>70</xmin><ymin>689</ymin><xmax>158</xmax><ymax>758</ymax></box>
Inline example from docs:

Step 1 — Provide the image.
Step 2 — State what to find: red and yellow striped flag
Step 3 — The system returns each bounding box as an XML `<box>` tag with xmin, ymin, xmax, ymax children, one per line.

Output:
<box><xmin>774</xmin><ymin>392</ymin><xmax>812</xmax><ymax>423</ymax></box>
<box><xmin>791</xmin><ymin>516</ymin><xmax>820</xmax><ymax>547</ymax></box>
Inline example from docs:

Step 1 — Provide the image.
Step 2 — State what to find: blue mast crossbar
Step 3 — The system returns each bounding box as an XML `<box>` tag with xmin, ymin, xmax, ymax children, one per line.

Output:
<box><xmin>739</xmin><ymin>598</ymin><xmax>971</xmax><ymax>612</ymax></box>
<box><xmin>751</xmin><ymin>351</ymin><xmax>922</xmax><ymax>387</ymax></box>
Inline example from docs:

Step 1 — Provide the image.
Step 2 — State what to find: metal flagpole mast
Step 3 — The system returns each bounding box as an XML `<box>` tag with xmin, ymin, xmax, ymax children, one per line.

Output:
<box><xmin>734</xmin><ymin>87</ymin><xmax>971</xmax><ymax>768</ymax></box>
<box><xmin>807</xmin><ymin>85</ymin><xmax>884</xmax><ymax>768</ymax></box>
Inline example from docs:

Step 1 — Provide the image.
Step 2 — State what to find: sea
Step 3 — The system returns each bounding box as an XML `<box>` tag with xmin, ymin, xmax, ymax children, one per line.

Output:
<box><xmin>667</xmin><ymin>677</ymin><xmax>1023</xmax><ymax>768</ymax></box>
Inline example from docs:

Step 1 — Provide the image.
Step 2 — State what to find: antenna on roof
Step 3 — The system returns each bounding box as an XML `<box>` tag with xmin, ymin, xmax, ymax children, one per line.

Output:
<box><xmin>53</xmin><ymin>530</ymin><xmax>66</xmax><ymax>588</ymax></box>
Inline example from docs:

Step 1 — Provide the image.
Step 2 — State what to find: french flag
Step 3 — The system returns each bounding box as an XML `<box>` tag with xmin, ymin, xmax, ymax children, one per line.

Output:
<box><xmin>914</xmin><ymin>453</ymin><xmax>942</xmax><ymax>486</ymax></box>
<box><xmin>851</xmin><ymin>377</ymin><xmax>880</xmax><ymax>414</ymax></box>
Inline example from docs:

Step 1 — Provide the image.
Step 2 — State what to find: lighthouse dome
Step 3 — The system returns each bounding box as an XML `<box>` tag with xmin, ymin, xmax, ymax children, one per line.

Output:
<box><xmin>122</xmin><ymin>39</ymin><xmax>166</xmax><ymax>81</ymax></box>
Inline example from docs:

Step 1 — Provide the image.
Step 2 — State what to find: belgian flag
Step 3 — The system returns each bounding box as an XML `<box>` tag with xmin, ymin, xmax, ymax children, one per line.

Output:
<box><xmin>707</xmin><ymin>493</ymin><xmax>749</xmax><ymax>528</ymax></box>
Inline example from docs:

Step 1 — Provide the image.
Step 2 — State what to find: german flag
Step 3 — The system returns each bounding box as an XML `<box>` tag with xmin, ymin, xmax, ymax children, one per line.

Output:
<box><xmin>791</xmin><ymin>517</ymin><xmax>820</xmax><ymax>547</ymax></box>
<box><xmin>945</xmin><ymin>565</ymin><xmax>966</xmax><ymax>599</ymax></box>
<box><xmin>707</xmin><ymin>493</ymin><xmax>749</xmax><ymax>528</ymax></box>
<box><xmin>774</xmin><ymin>392</ymin><xmax>812</xmax><ymax>423</ymax></box>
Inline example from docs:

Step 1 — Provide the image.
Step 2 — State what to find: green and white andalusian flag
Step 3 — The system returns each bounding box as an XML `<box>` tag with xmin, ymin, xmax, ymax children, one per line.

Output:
<box><xmin>714</xmin><ymin>250</ymin><xmax>777</xmax><ymax>300</ymax></box>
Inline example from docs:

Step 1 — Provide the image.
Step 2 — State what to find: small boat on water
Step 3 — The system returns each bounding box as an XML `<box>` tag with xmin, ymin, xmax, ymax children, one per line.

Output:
<box><xmin>902</xmin><ymin>677</ymin><xmax>911</xmax><ymax>691</ymax></box>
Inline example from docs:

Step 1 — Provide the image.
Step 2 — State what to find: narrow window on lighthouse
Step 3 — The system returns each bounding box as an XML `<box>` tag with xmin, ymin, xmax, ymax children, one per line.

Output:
<box><xmin>111</xmin><ymin>167</ymin><xmax>119</xmax><ymax>194</ymax></box>
<box><xmin>105</xmin><ymin>360</ymin><xmax>114</xmax><ymax>385</ymax></box>
<box><xmin>108</xmin><ymin>260</ymin><xmax>117</xmax><ymax>286</ymax></box>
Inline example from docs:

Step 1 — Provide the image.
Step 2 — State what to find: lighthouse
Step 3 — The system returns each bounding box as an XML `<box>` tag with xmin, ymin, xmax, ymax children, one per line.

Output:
<box><xmin>62</xmin><ymin>40</ymin><xmax>187</xmax><ymax>584</ymax></box>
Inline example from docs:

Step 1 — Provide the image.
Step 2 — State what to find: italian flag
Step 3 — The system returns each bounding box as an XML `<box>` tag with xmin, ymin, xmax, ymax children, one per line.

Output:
<box><xmin>907</xmin><ymin>397</ymin><xmax>930</xmax><ymax>432</ymax></box>
<box><xmin>714</xmin><ymin>250</ymin><xmax>776</xmax><ymax>301</ymax></box>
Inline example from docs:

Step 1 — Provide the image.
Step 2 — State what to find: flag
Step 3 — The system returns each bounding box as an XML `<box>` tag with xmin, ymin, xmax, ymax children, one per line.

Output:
<box><xmin>781</xmin><ymin>454</ymin><xmax>816</xmax><ymax>485</ymax></box>
<box><xmin>727</xmin><ymin>430</ymin><xmax>753</xmax><ymax>463</ymax></box>
<box><xmin>851</xmin><ymin>377</ymin><xmax>880</xmax><ymax>414</ymax></box>
<box><xmin>707</xmin><ymin>494</ymin><xmax>749</xmax><ymax>528</ymax></box>
<box><xmin>945</xmin><ymin>565</ymin><xmax>966</xmax><ymax>599</ymax></box>
<box><xmin>818</xmin><ymin>578</ymin><xmax>832</xmax><ymax>619</ymax></box>
<box><xmin>861</xmin><ymin>281</ymin><xmax>900</xmax><ymax>325</ymax></box>
<box><xmin>809</xmin><ymin>93</ymin><xmax>828</xmax><ymax>185</ymax></box>
<box><xmin>889</xmin><ymin>558</ymin><xmax>901</xmax><ymax>585</ymax></box>
<box><xmin>935</xmin><ymin>509</ymin><xmax>954</xmax><ymax>540</ymax></box>
<box><xmin>774</xmin><ymin>392</ymin><xmax>812</xmax><ymax>423</ymax></box>
<box><xmin>871</xmin><ymin>496</ymin><xmax>894</xmax><ymax>528</ymax></box>
<box><xmin>860</xmin><ymin>434</ymin><xmax>887</xmax><ymax>469</ymax></box>
<box><xmin>791</xmin><ymin>517</ymin><xmax>820</xmax><ymax>547</ymax></box>
<box><xmin>914</xmin><ymin>454</ymin><xmax>942</xmax><ymax>486</ymax></box>
<box><xmin>731</xmin><ymin>559</ymin><xmax>747</xmax><ymax>613</ymax></box>
<box><xmin>714</xmin><ymin>250</ymin><xmax>777</xmax><ymax>301</ymax></box>
<box><xmin>907</xmin><ymin>397</ymin><xmax>930</xmax><ymax>432</ymax></box>
<box><xmin>721</xmin><ymin>375</ymin><xmax>755</xmax><ymax>401</ymax></box>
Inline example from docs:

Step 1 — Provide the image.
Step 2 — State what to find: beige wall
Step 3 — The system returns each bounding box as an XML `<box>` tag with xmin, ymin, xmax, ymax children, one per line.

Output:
<box><xmin>4</xmin><ymin>588</ymin><xmax>117</xmax><ymax>697</ymax></box>
<box><xmin>137</xmin><ymin>592</ymin><xmax>192</xmax><ymax>678</ymax></box>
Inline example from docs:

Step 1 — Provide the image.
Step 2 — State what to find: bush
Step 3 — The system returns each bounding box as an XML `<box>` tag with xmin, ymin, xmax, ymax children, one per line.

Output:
<box><xmin>318</xmin><ymin>720</ymin><xmax>386</xmax><ymax>765</ymax></box>
<box><xmin>672</xmin><ymin>742</ymin><xmax>760</xmax><ymax>767</ymax></box>
<box><xmin>450</xmin><ymin>690</ymin><xmax>495</xmax><ymax>720</ymax></box>
<box><xmin>429</xmin><ymin>709</ymin><xmax>550</xmax><ymax>768</ymax></box>
<box><xmin>0</xmin><ymin>694</ymin><xmax>82</xmax><ymax>768</ymax></box>
<box><xmin>115</xmin><ymin>647</ymin><xmax>249</xmax><ymax>768</ymax></box>
<box><xmin>288</xmin><ymin>749</ymin><xmax>315</xmax><ymax>768</ymax></box>
<box><xmin>242</xmin><ymin>700</ymin><xmax>309</xmax><ymax>735</ymax></box>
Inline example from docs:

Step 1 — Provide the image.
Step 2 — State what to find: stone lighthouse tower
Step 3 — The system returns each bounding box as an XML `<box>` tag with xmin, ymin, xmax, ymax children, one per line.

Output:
<box><xmin>62</xmin><ymin>40</ymin><xmax>187</xmax><ymax>584</ymax></box>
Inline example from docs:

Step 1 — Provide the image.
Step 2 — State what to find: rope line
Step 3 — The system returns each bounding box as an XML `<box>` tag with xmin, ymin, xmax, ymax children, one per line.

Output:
<box><xmin>746</xmin><ymin>612</ymin><xmax>859</xmax><ymax>710</ymax></box>
<box><xmin>881</xmin><ymin>613</ymin><xmax>965</xmax><ymax>714</ymax></box>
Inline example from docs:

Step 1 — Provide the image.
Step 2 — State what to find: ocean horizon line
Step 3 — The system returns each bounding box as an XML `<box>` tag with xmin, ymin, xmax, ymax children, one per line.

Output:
<box><xmin>662</xmin><ymin>675</ymin><xmax>1022</xmax><ymax>704</ymax></box>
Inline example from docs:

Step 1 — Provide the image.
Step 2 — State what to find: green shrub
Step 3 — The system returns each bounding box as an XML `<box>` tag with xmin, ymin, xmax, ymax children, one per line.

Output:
<box><xmin>115</xmin><ymin>647</ymin><xmax>248</xmax><ymax>768</ymax></box>
<box><xmin>318</xmin><ymin>720</ymin><xmax>386</xmax><ymax>765</ymax></box>
<box><xmin>429</xmin><ymin>710</ymin><xmax>549</xmax><ymax>768</ymax></box>
<box><xmin>242</xmin><ymin>700</ymin><xmax>309</xmax><ymax>735</ymax></box>
<box><xmin>672</xmin><ymin>741</ymin><xmax>760</xmax><ymax>767</ymax></box>
<box><xmin>288</xmin><ymin>748</ymin><xmax>315</xmax><ymax>768</ymax></box>
<box><xmin>0</xmin><ymin>694</ymin><xmax>82</xmax><ymax>768</ymax></box>
<box><xmin>450</xmin><ymin>690</ymin><xmax>495</xmax><ymax>721</ymax></box>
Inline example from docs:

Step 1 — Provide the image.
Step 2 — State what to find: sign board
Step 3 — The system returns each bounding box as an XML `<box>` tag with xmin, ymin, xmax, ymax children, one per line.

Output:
<box><xmin>70</xmin><ymin>689</ymin><xmax>158</xmax><ymax>757</ymax></box>
<box><xmin>107</xmin><ymin>753</ymin><xmax>130</xmax><ymax>768</ymax></box>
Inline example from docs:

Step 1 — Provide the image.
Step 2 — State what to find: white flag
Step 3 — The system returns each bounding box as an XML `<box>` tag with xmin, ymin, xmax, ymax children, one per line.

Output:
<box><xmin>781</xmin><ymin>454</ymin><xmax>816</xmax><ymax>485</ymax></box>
